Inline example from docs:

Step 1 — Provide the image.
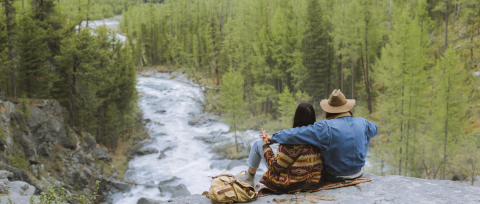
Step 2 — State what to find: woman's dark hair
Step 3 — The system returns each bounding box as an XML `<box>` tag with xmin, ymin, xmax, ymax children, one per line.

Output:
<box><xmin>324</xmin><ymin>110</ymin><xmax>354</xmax><ymax>119</ymax></box>
<box><xmin>293</xmin><ymin>103</ymin><xmax>316</xmax><ymax>128</ymax></box>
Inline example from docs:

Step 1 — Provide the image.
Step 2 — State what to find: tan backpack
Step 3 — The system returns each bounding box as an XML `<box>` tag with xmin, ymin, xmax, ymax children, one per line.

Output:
<box><xmin>202</xmin><ymin>173</ymin><xmax>259</xmax><ymax>204</ymax></box>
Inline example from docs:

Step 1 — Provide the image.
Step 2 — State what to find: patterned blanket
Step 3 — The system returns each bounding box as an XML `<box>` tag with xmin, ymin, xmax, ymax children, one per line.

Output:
<box><xmin>258</xmin><ymin>176</ymin><xmax>371</xmax><ymax>197</ymax></box>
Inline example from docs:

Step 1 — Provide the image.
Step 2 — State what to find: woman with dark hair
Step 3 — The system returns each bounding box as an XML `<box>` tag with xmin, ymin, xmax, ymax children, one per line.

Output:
<box><xmin>236</xmin><ymin>103</ymin><xmax>324</xmax><ymax>192</ymax></box>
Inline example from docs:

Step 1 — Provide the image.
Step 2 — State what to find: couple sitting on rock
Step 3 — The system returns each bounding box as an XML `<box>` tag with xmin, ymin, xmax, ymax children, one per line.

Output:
<box><xmin>237</xmin><ymin>89</ymin><xmax>378</xmax><ymax>193</ymax></box>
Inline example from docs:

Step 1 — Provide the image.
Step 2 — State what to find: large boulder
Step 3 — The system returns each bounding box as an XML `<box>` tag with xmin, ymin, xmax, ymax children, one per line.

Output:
<box><xmin>226</xmin><ymin>160</ymin><xmax>246</xmax><ymax>170</ymax></box>
<box><xmin>133</xmin><ymin>147</ymin><xmax>159</xmax><ymax>156</ymax></box>
<box><xmin>72</xmin><ymin>171</ymin><xmax>89</xmax><ymax>188</ymax></box>
<box><xmin>210</xmin><ymin>160</ymin><xmax>229</xmax><ymax>170</ymax></box>
<box><xmin>92</xmin><ymin>147</ymin><xmax>111</xmax><ymax>162</ymax></box>
<box><xmin>7</xmin><ymin>181</ymin><xmax>35</xmax><ymax>196</ymax></box>
<box><xmin>137</xmin><ymin>198</ymin><xmax>162</xmax><ymax>204</ymax></box>
<box><xmin>83</xmin><ymin>133</ymin><xmax>96</xmax><ymax>153</ymax></box>
<box><xmin>158</xmin><ymin>184</ymin><xmax>191</xmax><ymax>198</ymax></box>
<box><xmin>14</xmin><ymin>131</ymin><xmax>39</xmax><ymax>164</ymax></box>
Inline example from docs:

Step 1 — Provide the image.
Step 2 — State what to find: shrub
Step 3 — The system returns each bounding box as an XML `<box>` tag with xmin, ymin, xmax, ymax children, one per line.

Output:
<box><xmin>8</xmin><ymin>151</ymin><xmax>29</xmax><ymax>170</ymax></box>
<box><xmin>30</xmin><ymin>180</ymin><xmax>101</xmax><ymax>204</ymax></box>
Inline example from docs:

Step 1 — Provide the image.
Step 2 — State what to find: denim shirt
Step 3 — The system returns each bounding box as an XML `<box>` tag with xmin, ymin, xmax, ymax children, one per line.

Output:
<box><xmin>271</xmin><ymin>116</ymin><xmax>378</xmax><ymax>176</ymax></box>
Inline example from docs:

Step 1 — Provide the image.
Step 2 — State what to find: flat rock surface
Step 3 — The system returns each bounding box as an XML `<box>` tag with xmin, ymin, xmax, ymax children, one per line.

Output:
<box><xmin>150</xmin><ymin>173</ymin><xmax>480</xmax><ymax>204</ymax></box>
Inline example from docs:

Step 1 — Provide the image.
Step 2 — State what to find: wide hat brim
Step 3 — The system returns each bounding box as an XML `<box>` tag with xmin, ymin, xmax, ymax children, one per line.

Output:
<box><xmin>320</xmin><ymin>99</ymin><xmax>356</xmax><ymax>113</ymax></box>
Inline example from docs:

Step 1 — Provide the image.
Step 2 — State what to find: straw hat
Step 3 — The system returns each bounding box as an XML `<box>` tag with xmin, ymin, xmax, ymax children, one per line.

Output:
<box><xmin>320</xmin><ymin>89</ymin><xmax>356</xmax><ymax>113</ymax></box>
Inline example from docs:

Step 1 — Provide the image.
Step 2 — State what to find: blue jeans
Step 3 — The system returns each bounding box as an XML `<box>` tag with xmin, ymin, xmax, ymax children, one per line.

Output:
<box><xmin>247</xmin><ymin>139</ymin><xmax>270</xmax><ymax>169</ymax></box>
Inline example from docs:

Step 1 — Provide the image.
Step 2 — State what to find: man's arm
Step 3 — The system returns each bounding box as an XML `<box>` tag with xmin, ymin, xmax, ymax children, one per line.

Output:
<box><xmin>365</xmin><ymin>119</ymin><xmax>378</xmax><ymax>139</ymax></box>
<box><xmin>271</xmin><ymin>121</ymin><xmax>331</xmax><ymax>151</ymax></box>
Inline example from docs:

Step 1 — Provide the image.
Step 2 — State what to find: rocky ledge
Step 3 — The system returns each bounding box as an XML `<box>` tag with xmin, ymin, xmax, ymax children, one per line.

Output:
<box><xmin>137</xmin><ymin>173</ymin><xmax>480</xmax><ymax>204</ymax></box>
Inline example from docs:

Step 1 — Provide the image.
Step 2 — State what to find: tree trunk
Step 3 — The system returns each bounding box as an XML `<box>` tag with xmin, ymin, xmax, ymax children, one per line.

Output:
<box><xmin>442</xmin><ymin>76</ymin><xmax>450</xmax><ymax>180</ymax></box>
<box><xmin>471</xmin><ymin>4</ymin><xmax>475</xmax><ymax>65</ymax></box>
<box><xmin>351</xmin><ymin>49</ymin><xmax>354</xmax><ymax>100</ymax></box>
<box><xmin>86</xmin><ymin>0</ymin><xmax>90</xmax><ymax>27</ymax></box>
<box><xmin>389</xmin><ymin>0</ymin><xmax>392</xmax><ymax>34</ymax></box>
<box><xmin>364</xmin><ymin>3</ymin><xmax>372</xmax><ymax>113</ymax></box>
<box><xmin>445</xmin><ymin>0</ymin><xmax>449</xmax><ymax>53</ymax></box>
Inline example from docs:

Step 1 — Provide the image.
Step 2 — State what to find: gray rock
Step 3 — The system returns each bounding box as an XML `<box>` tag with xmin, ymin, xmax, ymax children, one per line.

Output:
<box><xmin>158</xmin><ymin>184</ymin><xmax>191</xmax><ymax>198</ymax></box>
<box><xmin>155</xmin><ymin>194</ymin><xmax>212</xmax><ymax>204</ymax></box>
<box><xmin>157</xmin><ymin>152</ymin><xmax>167</xmax><ymax>160</ymax></box>
<box><xmin>155</xmin><ymin>110</ymin><xmax>166</xmax><ymax>114</ymax></box>
<box><xmin>0</xmin><ymin>164</ymin><xmax>33</xmax><ymax>186</ymax></box>
<box><xmin>83</xmin><ymin>133</ymin><xmax>96</xmax><ymax>153</ymax></box>
<box><xmin>133</xmin><ymin>147</ymin><xmax>159</xmax><ymax>156</ymax></box>
<box><xmin>188</xmin><ymin>116</ymin><xmax>208</xmax><ymax>126</ymax></box>
<box><xmin>8</xmin><ymin>181</ymin><xmax>35</xmax><ymax>196</ymax></box>
<box><xmin>41</xmin><ymin>101</ymin><xmax>62</xmax><ymax>116</ymax></box>
<box><xmin>123</xmin><ymin>169</ymin><xmax>136</xmax><ymax>182</ymax></box>
<box><xmin>193</xmin><ymin>136</ymin><xmax>215</xmax><ymax>144</ymax></box>
<box><xmin>144</xmin><ymin>181</ymin><xmax>156</xmax><ymax>189</ymax></box>
<box><xmin>210</xmin><ymin>160</ymin><xmax>229</xmax><ymax>170</ymax></box>
<box><xmin>72</xmin><ymin>171</ymin><xmax>89</xmax><ymax>188</ymax></box>
<box><xmin>157</xmin><ymin>143</ymin><xmax>176</xmax><ymax>159</ymax></box>
<box><xmin>100</xmin><ymin>179</ymin><xmax>131</xmax><ymax>194</ymax></box>
<box><xmin>14</xmin><ymin>130</ymin><xmax>39</xmax><ymax>164</ymax></box>
<box><xmin>137</xmin><ymin>197</ymin><xmax>162</xmax><ymax>204</ymax></box>
<box><xmin>37</xmin><ymin>143</ymin><xmax>50</xmax><ymax>158</ymax></box>
<box><xmin>73</xmin><ymin>153</ymin><xmax>91</xmax><ymax>165</ymax></box>
<box><xmin>58</xmin><ymin>134</ymin><xmax>76</xmax><ymax>150</ymax></box>
<box><xmin>0</xmin><ymin>170</ymin><xmax>13</xmax><ymax>179</ymax></box>
<box><xmin>92</xmin><ymin>147</ymin><xmax>111</xmax><ymax>161</ymax></box>
<box><xmin>0</xmin><ymin>184</ymin><xmax>5</xmax><ymax>194</ymax></box>
<box><xmin>226</xmin><ymin>160</ymin><xmax>246</xmax><ymax>170</ymax></box>
<box><xmin>158</xmin><ymin>177</ymin><xmax>180</xmax><ymax>186</ymax></box>
<box><xmin>210</xmin><ymin>154</ymin><xmax>225</xmax><ymax>160</ymax></box>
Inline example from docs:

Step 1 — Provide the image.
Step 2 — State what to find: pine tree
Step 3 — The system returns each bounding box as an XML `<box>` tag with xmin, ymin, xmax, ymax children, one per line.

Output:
<box><xmin>278</xmin><ymin>85</ymin><xmax>297</xmax><ymax>128</ymax></box>
<box><xmin>16</xmin><ymin>15</ymin><xmax>50</xmax><ymax>98</ymax></box>
<box><xmin>2</xmin><ymin>0</ymin><xmax>16</xmax><ymax>98</ymax></box>
<box><xmin>305</xmin><ymin>0</ymin><xmax>332</xmax><ymax>103</ymax></box>
<box><xmin>433</xmin><ymin>46</ymin><xmax>470</xmax><ymax>180</ymax></box>
<box><xmin>219</xmin><ymin>69</ymin><xmax>245</xmax><ymax>152</ymax></box>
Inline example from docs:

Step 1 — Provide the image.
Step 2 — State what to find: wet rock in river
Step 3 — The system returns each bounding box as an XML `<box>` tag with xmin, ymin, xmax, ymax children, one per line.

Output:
<box><xmin>158</xmin><ymin>184</ymin><xmax>191</xmax><ymax>198</ymax></box>
<box><xmin>227</xmin><ymin>160</ymin><xmax>247</xmax><ymax>170</ymax></box>
<box><xmin>210</xmin><ymin>154</ymin><xmax>225</xmax><ymax>160</ymax></box>
<box><xmin>137</xmin><ymin>197</ymin><xmax>162</xmax><ymax>204</ymax></box>
<box><xmin>210</xmin><ymin>160</ymin><xmax>230</xmax><ymax>170</ymax></box>
<box><xmin>155</xmin><ymin>110</ymin><xmax>166</xmax><ymax>114</ymax></box>
<box><xmin>133</xmin><ymin>147</ymin><xmax>159</xmax><ymax>156</ymax></box>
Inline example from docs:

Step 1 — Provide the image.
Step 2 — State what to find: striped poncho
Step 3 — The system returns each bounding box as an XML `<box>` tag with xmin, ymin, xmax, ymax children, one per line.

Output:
<box><xmin>259</xmin><ymin>144</ymin><xmax>324</xmax><ymax>191</ymax></box>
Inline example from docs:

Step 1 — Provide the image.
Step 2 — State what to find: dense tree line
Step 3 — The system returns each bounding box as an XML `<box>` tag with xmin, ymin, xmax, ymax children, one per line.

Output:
<box><xmin>122</xmin><ymin>0</ymin><xmax>480</xmax><ymax>182</ymax></box>
<box><xmin>0</xmin><ymin>0</ymin><xmax>138</xmax><ymax>150</ymax></box>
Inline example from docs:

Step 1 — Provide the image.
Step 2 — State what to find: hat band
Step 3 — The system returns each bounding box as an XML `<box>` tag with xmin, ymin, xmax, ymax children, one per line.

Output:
<box><xmin>328</xmin><ymin>101</ymin><xmax>347</xmax><ymax>107</ymax></box>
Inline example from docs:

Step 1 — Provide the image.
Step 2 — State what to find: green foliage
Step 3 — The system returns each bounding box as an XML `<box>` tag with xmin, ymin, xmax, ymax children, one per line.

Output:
<box><xmin>8</xmin><ymin>151</ymin><xmax>29</xmax><ymax>170</ymax></box>
<box><xmin>21</xmin><ymin>94</ymin><xmax>30</xmax><ymax>119</ymax></box>
<box><xmin>278</xmin><ymin>85</ymin><xmax>297</xmax><ymax>128</ymax></box>
<box><xmin>219</xmin><ymin>69</ymin><xmax>246</xmax><ymax>152</ymax></box>
<box><xmin>16</xmin><ymin>15</ymin><xmax>50</xmax><ymax>98</ymax></box>
<box><xmin>30</xmin><ymin>180</ymin><xmax>101</xmax><ymax>204</ymax></box>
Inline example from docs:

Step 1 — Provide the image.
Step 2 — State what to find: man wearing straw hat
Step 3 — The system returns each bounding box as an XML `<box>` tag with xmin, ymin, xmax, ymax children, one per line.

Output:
<box><xmin>261</xmin><ymin>89</ymin><xmax>378</xmax><ymax>182</ymax></box>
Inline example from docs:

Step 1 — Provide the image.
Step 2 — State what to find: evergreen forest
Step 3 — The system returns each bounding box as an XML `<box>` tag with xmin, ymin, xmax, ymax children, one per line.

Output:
<box><xmin>1</xmin><ymin>0</ymin><xmax>480</xmax><ymax>184</ymax></box>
